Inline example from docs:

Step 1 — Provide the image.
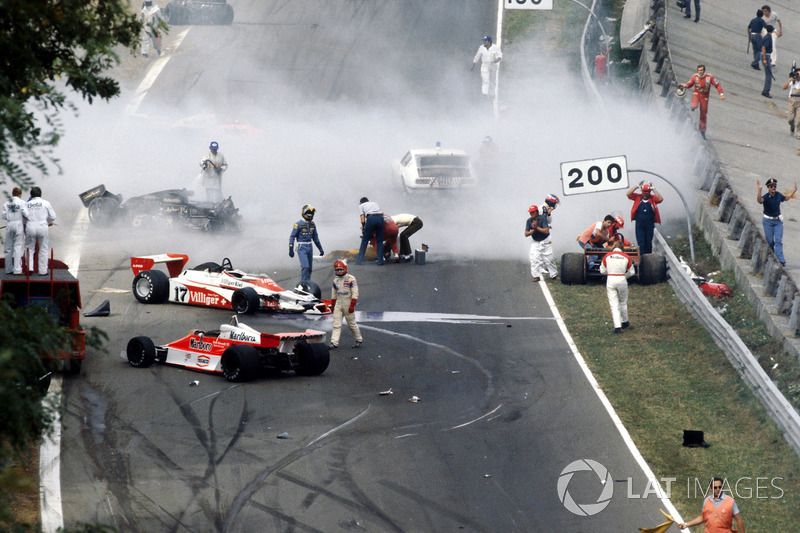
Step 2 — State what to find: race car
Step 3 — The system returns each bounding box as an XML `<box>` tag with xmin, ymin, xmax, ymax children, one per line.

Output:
<box><xmin>392</xmin><ymin>145</ymin><xmax>476</xmax><ymax>192</ymax></box>
<box><xmin>560</xmin><ymin>246</ymin><xmax>668</xmax><ymax>285</ymax></box>
<box><xmin>79</xmin><ymin>184</ymin><xmax>241</xmax><ymax>232</ymax></box>
<box><xmin>131</xmin><ymin>253</ymin><xmax>330</xmax><ymax>314</ymax></box>
<box><xmin>164</xmin><ymin>0</ymin><xmax>234</xmax><ymax>25</ymax></box>
<box><xmin>125</xmin><ymin>315</ymin><xmax>329</xmax><ymax>382</ymax></box>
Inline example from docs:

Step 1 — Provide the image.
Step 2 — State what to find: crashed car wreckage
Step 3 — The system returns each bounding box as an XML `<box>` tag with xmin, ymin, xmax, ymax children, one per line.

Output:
<box><xmin>79</xmin><ymin>184</ymin><xmax>241</xmax><ymax>232</ymax></box>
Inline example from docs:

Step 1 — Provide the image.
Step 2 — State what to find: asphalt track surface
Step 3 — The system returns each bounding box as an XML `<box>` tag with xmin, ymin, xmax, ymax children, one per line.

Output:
<box><xmin>54</xmin><ymin>1</ymin><xmax>669</xmax><ymax>531</ymax></box>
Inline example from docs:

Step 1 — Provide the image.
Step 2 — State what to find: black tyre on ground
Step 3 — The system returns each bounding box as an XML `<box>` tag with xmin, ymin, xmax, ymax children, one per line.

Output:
<box><xmin>127</xmin><ymin>336</ymin><xmax>156</xmax><ymax>368</ymax></box>
<box><xmin>87</xmin><ymin>196</ymin><xmax>120</xmax><ymax>225</ymax></box>
<box><xmin>638</xmin><ymin>253</ymin><xmax>667</xmax><ymax>285</ymax></box>
<box><xmin>295</xmin><ymin>342</ymin><xmax>330</xmax><ymax>376</ymax></box>
<box><xmin>232</xmin><ymin>287</ymin><xmax>260</xmax><ymax>314</ymax></box>
<box><xmin>295</xmin><ymin>280</ymin><xmax>322</xmax><ymax>300</ymax></box>
<box><xmin>221</xmin><ymin>345</ymin><xmax>261</xmax><ymax>382</ymax></box>
<box><xmin>132</xmin><ymin>270</ymin><xmax>170</xmax><ymax>304</ymax></box>
<box><xmin>560</xmin><ymin>253</ymin><xmax>587</xmax><ymax>285</ymax></box>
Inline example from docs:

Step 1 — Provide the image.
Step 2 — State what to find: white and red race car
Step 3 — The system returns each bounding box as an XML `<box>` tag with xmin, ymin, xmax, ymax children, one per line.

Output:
<box><xmin>130</xmin><ymin>253</ymin><xmax>330</xmax><ymax>314</ymax></box>
<box><xmin>125</xmin><ymin>315</ymin><xmax>330</xmax><ymax>381</ymax></box>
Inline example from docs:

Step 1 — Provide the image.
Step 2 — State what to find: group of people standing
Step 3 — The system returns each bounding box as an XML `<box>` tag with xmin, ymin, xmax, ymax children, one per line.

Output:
<box><xmin>3</xmin><ymin>187</ymin><xmax>57</xmax><ymax>276</ymax></box>
<box><xmin>286</xmin><ymin>198</ymin><xmax>425</xmax><ymax>350</ymax></box>
<box><xmin>525</xmin><ymin>181</ymin><xmax>664</xmax><ymax>333</ymax></box>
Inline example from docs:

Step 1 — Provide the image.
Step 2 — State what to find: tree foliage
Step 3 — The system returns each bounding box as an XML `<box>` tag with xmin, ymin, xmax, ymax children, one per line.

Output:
<box><xmin>0</xmin><ymin>1</ymin><xmax>143</xmax><ymax>187</ymax></box>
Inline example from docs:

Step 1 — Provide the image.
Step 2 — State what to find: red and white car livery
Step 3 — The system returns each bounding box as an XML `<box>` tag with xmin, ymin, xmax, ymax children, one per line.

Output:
<box><xmin>130</xmin><ymin>253</ymin><xmax>330</xmax><ymax>314</ymax></box>
<box><xmin>125</xmin><ymin>315</ymin><xmax>330</xmax><ymax>382</ymax></box>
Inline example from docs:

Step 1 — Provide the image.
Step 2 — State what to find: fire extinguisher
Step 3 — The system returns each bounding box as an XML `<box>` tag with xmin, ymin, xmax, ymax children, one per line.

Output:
<box><xmin>594</xmin><ymin>53</ymin><xmax>607</xmax><ymax>80</ymax></box>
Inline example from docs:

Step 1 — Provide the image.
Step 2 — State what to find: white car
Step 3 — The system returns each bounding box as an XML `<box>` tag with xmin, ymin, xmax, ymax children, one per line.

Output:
<box><xmin>393</xmin><ymin>147</ymin><xmax>476</xmax><ymax>191</ymax></box>
<box><xmin>130</xmin><ymin>253</ymin><xmax>330</xmax><ymax>315</ymax></box>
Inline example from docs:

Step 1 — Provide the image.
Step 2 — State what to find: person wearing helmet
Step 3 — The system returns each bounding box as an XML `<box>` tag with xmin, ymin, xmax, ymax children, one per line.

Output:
<box><xmin>199</xmin><ymin>141</ymin><xmax>228</xmax><ymax>203</ymax></box>
<box><xmin>140</xmin><ymin>0</ymin><xmax>165</xmax><ymax>58</ymax></box>
<box><xmin>525</xmin><ymin>203</ymin><xmax>557</xmax><ymax>282</ymax></box>
<box><xmin>289</xmin><ymin>204</ymin><xmax>325</xmax><ymax>283</ymax></box>
<box><xmin>626</xmin><ymin>181</ymin><xmax>663</xmax><ymax>254</ymax></box>
<box><xmin>599</xmin><ymin>247</ymin><xmax>635</xmax><ymax>333</ymax></box>
<box><xmin>471</xmin><ymin>35</ymin><xmax>503</xmax><ymax>97</ymax></box>
<box><xmin>329</xmin><ymin>260</ymin><xmax>363</xmax><ymax>349</ymax></box>
<box><xmin>24</xmin><ymin>186</ymin><xmax>57</xmax><ymax>276</ymax></box>
<box><xmin>3</xmin><ymin>187</ymin><xmax>28</xmax><ymax>275</ymax></box>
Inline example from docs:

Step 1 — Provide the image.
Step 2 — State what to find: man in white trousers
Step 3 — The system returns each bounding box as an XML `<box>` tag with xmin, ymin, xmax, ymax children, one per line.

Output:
<box><xmin>3</xmin><ymin>187</ymin><xmax>27</xmax><ymax>275</ymax></box>
<box><xmin>25</xmin><ymin>186</ymin><xmax>57</xmax><ymax>275</ymax></box>
<box><xmin>329</xmin><ymin>259</ymin><xmax>363</xmax><ymax>350</ymax></box>
<box><xmin>524</xmin><ymin>204</ymin><xmax>557</xmax><ymax>282</ymax></box>
<box><xmin>471</xmin><ymin>35</ymin><xmax>502</xmax><ymax>97</ymax></box>
<box><xmin>599</xmin><ymin>247</ymin><xmax>635</xmax><ymax>333</ymax></box>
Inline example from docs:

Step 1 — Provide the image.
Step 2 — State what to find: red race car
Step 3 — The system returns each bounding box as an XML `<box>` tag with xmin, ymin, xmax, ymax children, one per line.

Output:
<box><xmin>125</xmin><ymin>315</ymin><xmax>330</xmax><ymax>382</ymax></box>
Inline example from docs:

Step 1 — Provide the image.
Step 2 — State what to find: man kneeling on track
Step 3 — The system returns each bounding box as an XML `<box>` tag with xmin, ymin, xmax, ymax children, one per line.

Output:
<box><xmin>600</xmin><ymin>246</ymin><xmax>635</xmax><ymax>334</ymax></box>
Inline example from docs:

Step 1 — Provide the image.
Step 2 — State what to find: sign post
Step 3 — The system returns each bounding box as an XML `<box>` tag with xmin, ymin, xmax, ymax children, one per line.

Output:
<box><xmin>504</xmin><ymin>0</ymin><xmax>553</xmax><ymax>10</ymax></box>
<box><xmin>560</xmin><ymin>155</ymin><xmax>629</xmax><ymax>196</ymax></box>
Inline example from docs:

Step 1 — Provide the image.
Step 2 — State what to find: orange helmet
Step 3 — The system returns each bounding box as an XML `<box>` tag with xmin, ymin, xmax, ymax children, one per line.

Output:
<box><xmin>614</xmin><ymin>215</ymin><xmax>624</xmax><ymax>229</ymax></box>
<box><xmin>333</xmin><ymin>259</ymin><xmax>348</xmax><ymax>276</ymax></box>
<box><xmin>528</xmin><ymin>204</ymin><xmax>539</xmax><ymax>215</ymax></box>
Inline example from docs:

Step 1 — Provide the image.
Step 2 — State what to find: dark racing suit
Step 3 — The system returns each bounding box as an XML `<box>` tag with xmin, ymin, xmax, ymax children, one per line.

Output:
<box><xmin>289</xmin><ymin>219</ymin><xmax>324</xmax><ymax>282</ymax></box>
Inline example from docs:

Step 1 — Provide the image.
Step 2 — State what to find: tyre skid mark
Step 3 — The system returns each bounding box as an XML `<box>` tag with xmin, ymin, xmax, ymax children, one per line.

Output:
<box><xmin>222</xmin><ymin>405</ymin><xmax>405</xmax><ymax>532</ymax></box>
<box><xmin>248</xmin><ymin>500</ymin><xmax>326</xmax><ymax>533</ymax></box>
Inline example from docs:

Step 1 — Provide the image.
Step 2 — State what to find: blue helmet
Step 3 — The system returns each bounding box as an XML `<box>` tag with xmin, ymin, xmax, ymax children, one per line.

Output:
<box><xmin>544</xmin><ymin>194</ymin><xmax>560</xmax><ymax>208</ymax></box>
<box><xmin>482</xmin><ymin>35</ymin><xmax>492</xmax><ymax>43</ymax></box>
<box><xmin>209</xmin><ymin>141</ymin><xmax>219</xmax><ymax>151</ymax></box>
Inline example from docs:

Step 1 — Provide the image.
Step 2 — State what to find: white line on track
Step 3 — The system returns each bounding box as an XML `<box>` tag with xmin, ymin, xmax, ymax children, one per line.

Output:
<box><xmin>39</xmin><ymin>376</ymin><xmax>63</xmax><ymax>533</ymax></box>
<box><xmin>446</xmin><ymin>403</ymin><xmax>503</xmax><ymax>431</ymax></box>
<box><xmin>536</xmin><ymin>281</ymin><xmax>685</xmax><ymax>523</ymax></box>
<box><xmin>125</xmin><ymin>28</ymin><xmax>190</xmax><ymax>117</ymax></box>
<box><xmin>40</xmin><ymin>28</ymin><xmax>192</xmax><ymax>532</ymax></box>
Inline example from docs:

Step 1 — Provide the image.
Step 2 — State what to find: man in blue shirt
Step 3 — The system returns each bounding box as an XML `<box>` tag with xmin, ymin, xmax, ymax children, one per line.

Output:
<box><xmin>747</xmin><ymin>9</ymin><xmax>765</xmax><ymax>70</ymax></box>
<box><xmin>756</xmin><ymin>178</ymin><xmax>797</xmax><ymax>266</ymax></box>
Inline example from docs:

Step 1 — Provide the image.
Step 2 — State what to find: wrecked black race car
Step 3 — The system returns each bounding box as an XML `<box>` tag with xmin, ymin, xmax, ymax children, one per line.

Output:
<box><xmin>79</xmin><ymin>184</ymin><xmax>241</xmax><ymax>232</ymax></box>
<box><xmin>164</xmin><ymin>0</ymin><xmax>234</xmax><ymax>25</ymax></box>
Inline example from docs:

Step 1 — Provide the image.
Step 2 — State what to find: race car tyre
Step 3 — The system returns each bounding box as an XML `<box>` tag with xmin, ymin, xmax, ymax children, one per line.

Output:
<box><xmin>295</xmin><ymin>342</ymin><xmax>330</xmax><ymax>376</ymax></box>
<box><xmin>222</xmin><ymin>345</ymin><xmax>261</xmax><ymax>382</ymax></box>
<box><xmin>560</xmin><ymin>253</ymin><xmax>587</xmax><ymax>285</ymax></box>
<box><xmin>127</xmin><ymin>336</ymin><xmax>156</xmax><ymax>368</ymax></box>
<box><xmin>295</xmin><ymin>280</ymin><xmax>322</xmax><ymax>300</ymax></box>
<box><xmin>638</xmin><ymin>253</ymin><xmax>667</xmax><ymax>285</ymax></box>
<box><xmin>192</xmin><ymin>262</ymin><xmax>222</xmax><ymax>273</ymax></box>
<box><xmin>132</xmin><ymin>270</ymin><xmax>170</xmax><ymax>304</ymax></box>
<box><xmin>232</xmin><ymin>287</ymin><xmax>260</xmax><ymax>314</ymax></box>
<box><xmin>87</xmin><ymin>196</ymin><xmax>120</xmax><ymax>225</ymax></box>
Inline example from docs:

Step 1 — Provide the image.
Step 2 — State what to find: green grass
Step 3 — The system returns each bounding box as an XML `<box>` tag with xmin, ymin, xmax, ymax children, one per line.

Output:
<box><xmin>548</xmin><ymin>279</ymin><xmax>800</xmax><ymax>529</ymax></box>
<box><xmin>670</xmin><ymin>231</ymin><xmax>800</xmax><ymax>409</ymax></box>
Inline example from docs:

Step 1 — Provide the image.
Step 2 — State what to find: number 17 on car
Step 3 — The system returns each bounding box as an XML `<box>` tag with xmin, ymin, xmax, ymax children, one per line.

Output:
<box><xmin>560</xmin><ymin>155</ymin><xmax>629</xmax><ymax>196</ymax></box>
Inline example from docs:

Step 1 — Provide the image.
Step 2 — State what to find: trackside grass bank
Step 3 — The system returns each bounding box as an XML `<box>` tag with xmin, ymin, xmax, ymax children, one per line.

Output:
<box><xmin>547</xmin><ymin>278</ymin><xmax>800</xmax><ymax>529</ymax></box>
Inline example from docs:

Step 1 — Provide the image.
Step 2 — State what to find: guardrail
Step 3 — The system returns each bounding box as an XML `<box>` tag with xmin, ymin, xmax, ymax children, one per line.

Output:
<box><xmin>655</xmin><ymin>231</ymin><xmax>800</xmax><ymax>454</ymax></box>
<box><xmin>637</xmin><ymin>0</ymin><xmax>800</xmax><ymax>453</ymax></box>
<box><xmin>639</xmin><ymin>0</ymin><xmax>800</xmax><ymax>353</ymax></box>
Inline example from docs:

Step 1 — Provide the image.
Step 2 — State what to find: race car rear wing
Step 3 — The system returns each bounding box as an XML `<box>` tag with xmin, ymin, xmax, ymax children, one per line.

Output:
<box><xmin>131</xmin><ymin>253</ymin><xmax>190</xmax><ymax>277</ymax></box>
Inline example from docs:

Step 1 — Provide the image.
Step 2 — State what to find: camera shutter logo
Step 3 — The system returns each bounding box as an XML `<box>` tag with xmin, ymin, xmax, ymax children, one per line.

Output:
<box><xmin>557</xmin><ymin>459</ymin><xmax>614</xmax><ymax>516</ymax></box>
